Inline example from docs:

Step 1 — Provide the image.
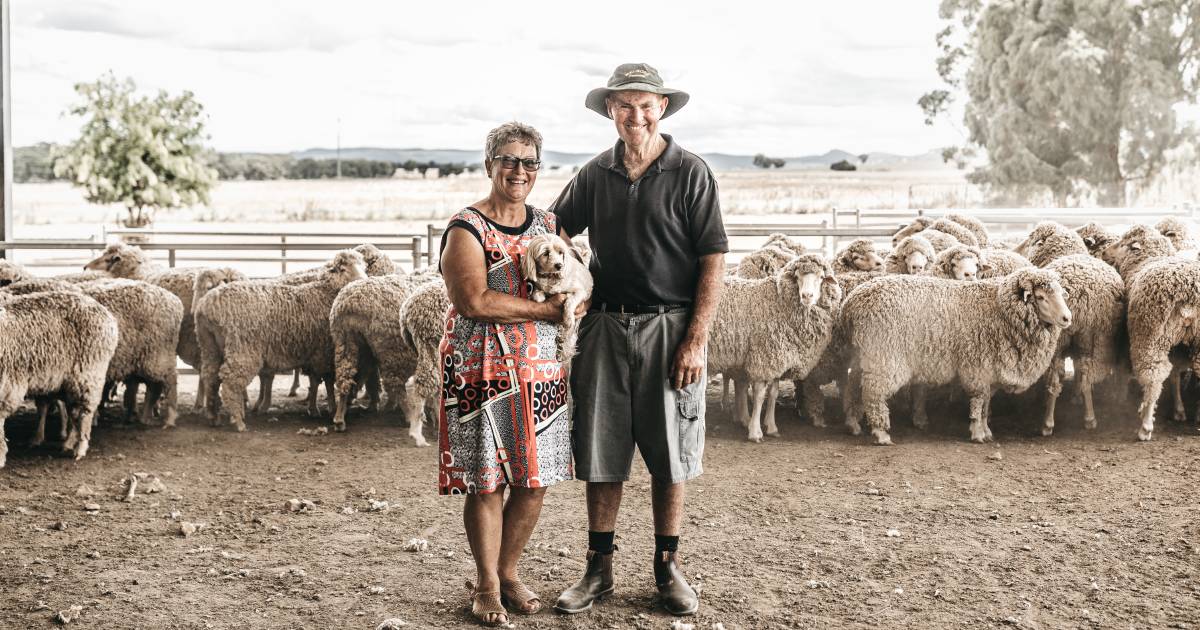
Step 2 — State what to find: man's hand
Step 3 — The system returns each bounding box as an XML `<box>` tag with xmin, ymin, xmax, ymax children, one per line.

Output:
<box><xmin>671</xmin><ymin>336</ymin><xmax>706</xmax><ymax>390</ymax></box>
<box><xmin>541</xmin><ymin>294</ymin><xmax>568</xmax><ymax>322</ymax></box>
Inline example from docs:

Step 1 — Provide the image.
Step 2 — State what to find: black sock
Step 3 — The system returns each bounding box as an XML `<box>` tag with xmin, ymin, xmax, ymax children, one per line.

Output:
<box><xmin>588</xmin><ymin>530</ymin><xmax>615</xmax><ymax>554</ymax></box>
<box><xmin>655</xmin><ymin>534</ymin><xmax>679</xmax><ymax>555</ymax></box>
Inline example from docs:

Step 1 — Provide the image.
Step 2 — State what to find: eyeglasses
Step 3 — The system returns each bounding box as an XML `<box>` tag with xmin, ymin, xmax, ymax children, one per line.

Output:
<box><xmin>491</xmin><ymin>155</ymin><xmax>542</xmax><ymax>172</ymax></box>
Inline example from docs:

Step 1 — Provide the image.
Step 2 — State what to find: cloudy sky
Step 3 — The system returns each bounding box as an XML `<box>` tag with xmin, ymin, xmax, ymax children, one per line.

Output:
<box><xmin>12</xmin><ymin>0</ymin><xmax>964</xmax><ymax>157</ymax></box>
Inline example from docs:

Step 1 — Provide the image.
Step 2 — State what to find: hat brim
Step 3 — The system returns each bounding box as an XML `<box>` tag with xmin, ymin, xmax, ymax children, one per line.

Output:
<box><xmin>585</xmin><ymin>84</ymin><xmax>690</xmax><ymax>120</ymax></box>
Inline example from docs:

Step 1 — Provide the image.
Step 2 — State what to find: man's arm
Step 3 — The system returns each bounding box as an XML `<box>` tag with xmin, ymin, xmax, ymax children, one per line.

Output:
<box><xmin>671</xmin><ymin>252</ymin><xmax>724</xmax><ymax>389</ymax></box>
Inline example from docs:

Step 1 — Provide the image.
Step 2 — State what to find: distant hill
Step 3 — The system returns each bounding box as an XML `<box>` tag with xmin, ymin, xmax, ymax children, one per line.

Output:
<box><xmin>293</xmin><ymin>146</ymin><xmax>951</xmax><ymax>171</ymax></box>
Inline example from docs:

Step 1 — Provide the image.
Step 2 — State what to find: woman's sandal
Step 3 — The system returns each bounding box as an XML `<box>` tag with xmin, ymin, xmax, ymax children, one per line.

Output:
<box><xmin>500</xmin><ymin>579</ymin><xmax>543</xmax><ymax>615</ymax></box>
<box><xmin>465</xmin><ymin>581</ymin><xmax>509</xmax><ymax>627</ymax></box>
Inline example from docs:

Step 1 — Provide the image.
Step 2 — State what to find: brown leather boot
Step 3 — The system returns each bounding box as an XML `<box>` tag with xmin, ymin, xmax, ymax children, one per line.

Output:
<box><xmin>553</xmin><ymin>548</ymin><xmax>615</xmax><ymax>614</ymax></box>
<box><xmin>655</xmin><ymin>551</ymin><xmax>698</xmax><ymax>616</ymax></box>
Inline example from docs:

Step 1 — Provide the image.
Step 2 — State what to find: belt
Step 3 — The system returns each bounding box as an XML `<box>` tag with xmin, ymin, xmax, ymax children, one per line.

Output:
<box><xmin>592</xmin><ymin>302</ymin><xmax>691</xmax><ymax>314</ymax></box>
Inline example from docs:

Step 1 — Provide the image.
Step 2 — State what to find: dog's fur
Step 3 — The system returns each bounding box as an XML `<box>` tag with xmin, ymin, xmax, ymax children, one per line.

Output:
<box><xmin>521</xmin><ymin>234</ymin><xmax>594</xmax><ymax>363</ymax></box>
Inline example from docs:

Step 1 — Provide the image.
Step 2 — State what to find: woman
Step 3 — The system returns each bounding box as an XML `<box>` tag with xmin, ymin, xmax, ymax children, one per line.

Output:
<box><xmin>438</xmin><ymin>121</ymin><xmax>581</xmax><ymax>626</ymax></box>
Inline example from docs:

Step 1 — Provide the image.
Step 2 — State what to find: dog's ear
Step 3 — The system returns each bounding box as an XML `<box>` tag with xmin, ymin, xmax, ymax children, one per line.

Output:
<box><xmin>520</xmin><ymin>240</ymin><xmax>542</xmax><ymax>283</ymax></box>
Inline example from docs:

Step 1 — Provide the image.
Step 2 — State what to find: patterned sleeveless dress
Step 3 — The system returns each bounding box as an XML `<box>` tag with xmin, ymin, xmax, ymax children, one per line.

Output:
<box><xmin>437</xmin><ymin>206</ymin><xmax>573</xmax><ymax>495</ymax></box>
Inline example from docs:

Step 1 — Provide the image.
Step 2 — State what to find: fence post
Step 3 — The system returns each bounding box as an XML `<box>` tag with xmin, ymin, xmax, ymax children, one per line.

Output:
<box><xmin>855</xmin><ymin>207</ymin><xmax>862</xmax><ymax>227</ymax></box>
<box><xmin>280</xmin><ymin>235</ymin><xmax>288</xmax><ymax>274</ymax></box>
<box><xmin>426</xmin><ymin>224</ymin><xmax>437</xmax><ymax>267</ymax></box>
<box><xmin>821</xmin><ymin>219</ymin><xmax>829</xmax><ymax>257</ymax></box>
<box><xmin>411</xmin><ymin>236</ymin><xmax>423</xmax><ymax>272</ymax></box>
<box><xmin>830</xmin><ymin>206</ymin><xmax>840</xmax><ymax>253</ymax></box>
<box><xmin>168</xmin><ymin>248</ymin><xmax>176</xmax><ymax>268</ymax></box>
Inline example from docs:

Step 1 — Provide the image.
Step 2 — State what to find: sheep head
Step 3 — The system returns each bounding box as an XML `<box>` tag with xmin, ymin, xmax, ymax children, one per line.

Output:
<box><xmin>1013</xmin><ymin>221</ymin><xmax>1085</xmax><ymax>266</ymax></box>
<box><xmin>892</xmin><ymin>235</ymin><xmax>935</xmax><ymax>274</ymax></box>
<box><xmin>1106</xmin><ymin>225</ymin><xmax>1175</xmax><ymax>275</ymax></box>
<box><xmin>891</xmin><ymin>216</ymin><xmax>934</xmax><ymax>247</ymax></box>
<box><xmin>934</xmin><ymin>245</ymin><xmax>982</xmax><ymax>281</ymax></box>
<box><xmin>778</xmin><ymin>253</ymin><xmax>837</xmax><ymax>308</ymax></box>
<box><xmin>324</xmin><ymin>250</ymin><xmax>367</xmax><ymax>288</ymax></box>
<box><xmin>1155</xmin><ymin>217</ymin><xmax>1195</xmax><ymax>252</ymax></box>
<box><xmin>192</xmin><ymin>267</ymin><xmax>246</xmax><ymax>306</ymax></box>
<box><xmin>838</xmin><ymin>238</ymin><xmax>884</xmax><ymax>272</ymax></box>
<box><xmin>353</xmin><ymin>244</ymin><xmax>398</xmax><ymax>276</ymax></box>
<box><xmin>0</xmin><ymin>260</ymin><xmax>32</xmax><ymax>288</ymax></box>
<box><xmin>1004</xmin><ymin>268</ymin><xmax>1072</xmax><ymax>332</ymax></box>
<box><xmin>1076</xmin><ymin>221</ymin><xmax>1118</xmax><ymax>257</ymax></box>
<box><xmin>84</xmin><ymin>243</ymin><xmax>152</xmax><ymax>278</ymax></box>
<box><xmin>762</xmin><ymin>233</ymin><xmax>805</xmax><ymax>254</ymax></box>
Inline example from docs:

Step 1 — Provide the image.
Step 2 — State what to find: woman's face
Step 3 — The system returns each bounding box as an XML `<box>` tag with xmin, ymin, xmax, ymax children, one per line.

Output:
<box><xmin>487</xmin><ymin>141</ymin><xmax>538</xmax><ymax>203</ymax></box>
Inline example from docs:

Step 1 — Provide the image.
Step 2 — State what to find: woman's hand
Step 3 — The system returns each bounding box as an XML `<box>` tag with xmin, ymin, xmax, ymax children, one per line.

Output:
<box><xmin>575</xmin><ymin>297</ymin><xmax>591</xmax><ymax>319</ymax></box>
<box><xmin>539</xmin><ymin>294</ymin><xmax>569</xmax><ymax>322</ymax></box>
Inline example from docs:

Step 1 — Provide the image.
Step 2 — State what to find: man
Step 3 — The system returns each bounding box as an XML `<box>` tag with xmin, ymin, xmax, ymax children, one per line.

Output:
<box><xmin>550</xmin><ymin>63</ymin><xmax>727</xmax><ymax>617</ymax></box>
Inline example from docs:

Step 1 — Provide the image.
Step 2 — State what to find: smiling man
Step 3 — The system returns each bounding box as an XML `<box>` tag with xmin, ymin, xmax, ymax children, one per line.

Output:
<box><xmin>549</xmin><ymin>63</ymin><xmax>727</xmax><ymax>617</ymax></box>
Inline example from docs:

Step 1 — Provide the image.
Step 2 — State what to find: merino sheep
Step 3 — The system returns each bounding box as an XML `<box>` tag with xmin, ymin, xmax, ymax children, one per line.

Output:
<box><xmin>708</xmin><ymin>254</ymin><xmax>842</xmax><ymax>441</ymax></box>
<box><xmin>892</xmin><ymin>213</ymin><xmax>988</xmax><ymax>248</ymax></box>
<box><xmin>196</xmin><ymin>250</ymin><xmax>366</xmax><ymax>432</ymax></box>
<box><xmin>397</xmin><ymin>278</ymin><xmax>452</xmax><ymax>447</ymax></box>
<box><xmin>330</xmin><ymin>272</ymin><xmax>441</xmax><ymax>431</ymax></box>
<box><xmin>885</xmin><ymin>235</ymin><xmax>936</xmax><ymax>275</ymax></box>
<box><xmin>1076</xmin><ymin>222</ymin><xmax>1119</xmax><ymax>260</ymax></box>
<box><xmin>0</xmin><ymin>260</ymin><xmax>109</xmax><ymax>286</ymax></box>
<box><xmin>761</xmin><ymin>233</ymin><xmax>805</xmax><ymax>254</ymax></box>
<box><xmin>1105</xmin><ymin>226</ymin><xmax>1200</xmax><ymax>440</ymax></box>
<box><xmin>842</xmin><ymin>269</ymin><xmax>1072</xmax><ymax>445</ymax></box>
<box><xmin>929</xmin><ymin>245</ymin><xmax>984</xmax><ymax>281</ymax></box>
<box><xmin>0</xmin><ymin>291</ymin><xmax>119</xmax><ymax>466</ymax></box>
<box><xmin>978</xmin><ymin>248</ymin><xmax>1034</xmax><ymax>278</ymax></box>
<box><xmin>733</xmin><ymin>245</ymin><xmax>795</xmax><ymax>279</ymax></box>
<box><xmin>1013</xmin><ymin>221</ymin><xmax>1089</xmax><ymax>267</ymax></box>
<box><xmin>191</xmin><ymin>268</ymin><xmax>248</xmax><ymax>410</ymax></box>
<box><xmin>1037</xmin><ymin>255</ymin><xmax>1126</xmax><ymax>436</ymax></box>
<box><xmin>833</xmin><ymin>239</ymin><xmax>885</xmax><ymax>273</ymax></box>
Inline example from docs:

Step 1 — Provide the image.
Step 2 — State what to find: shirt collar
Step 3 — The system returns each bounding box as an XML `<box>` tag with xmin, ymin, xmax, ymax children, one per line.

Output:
<box><xmin>599</xmin><ymin>133</ymin><xmax>684</xmax><ymax>175</ymax></box>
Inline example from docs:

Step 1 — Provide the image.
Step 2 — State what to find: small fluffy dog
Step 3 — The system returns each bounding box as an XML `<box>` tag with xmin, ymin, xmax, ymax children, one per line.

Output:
<box><xmin>521</xmin><ymin>234</ymin><xmax>593</xmax><ymax>363</ymax></box>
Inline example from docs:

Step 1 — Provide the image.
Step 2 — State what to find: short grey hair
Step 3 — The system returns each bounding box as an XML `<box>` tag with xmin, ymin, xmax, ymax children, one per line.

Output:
<box><xmin>485</xmin><ymin>121</ymin><xmax>543</xmax><ymax>165</ymax></box>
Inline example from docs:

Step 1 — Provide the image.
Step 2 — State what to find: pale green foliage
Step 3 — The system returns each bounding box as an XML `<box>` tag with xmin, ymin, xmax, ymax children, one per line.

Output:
<box><xmin>54</xmin><ymin>73</ymin><xmax>218</xmax><ymax>226</ymax></box>
<box><xmin>922</xmin><ymin>0</ymin><xmax>1200</xmax><ymax>206</ymax></box>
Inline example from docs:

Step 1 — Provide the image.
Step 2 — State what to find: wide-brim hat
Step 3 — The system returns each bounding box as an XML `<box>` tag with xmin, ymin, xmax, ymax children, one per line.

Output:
<box><xmin>585</xmin><ymin>63</ymin><xmax>689</xmax><ymax>119</ymax></box>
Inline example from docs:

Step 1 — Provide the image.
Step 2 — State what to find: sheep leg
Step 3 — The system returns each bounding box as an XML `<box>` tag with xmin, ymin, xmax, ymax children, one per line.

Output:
<box><xmin>1169</xmin><ymin>367</ymin><xmax>1187</xmax><ymax>423</ymax></box>
<box><xmin>305</xmin><ymin>375</ymin><xmax>321</xmax><ymax>417</ymax></box>
<box><xmin>858</xmin><ymin>370</ymin><xmax>893</xmax><ymax>445</ymax></box>
<box><xmin>1041</xmin><ymin>358</ymin><xmax>1065</xmax><ymax>437</ymax></box>
<box><xmin>764</xmin><ymin>381</ymin><xmax>780</xmax><ymax>437</ymax></box>
<box><xmin>30</xmin><ymin>399</ymin><xmax>50</xmax><ymax>447</ymax></box>
<box><xmin>1076</xmin><ymin>359</ymin><xmax>1097</xmax><ymax>430</ymax></box>
<box><xmin>400</xmin><ymin>380</ymin><xmax>430</xmax><ymax>447</ymax></box>
<box><xmin>968</xmin><ymin>392</ymin><xmax>994</xmax><ymax>443</ymax></box>
<box><xmin>333</xmin><ymin>365</ymin><xmax>358</xmax><ymax>431</ymax></box>
<box><xmin>139</xmin><ymin>382</ymin><xmax>164</xmax><ymax>426</ymax></box>
<box><xmin>732</xmin><ymin>378</ymin><xmax>748</xmax><ymax>427</ymax></box>
<box><xmin>843</xmin><ymin>368</ymin><xmax>864</xmax><ymax>437</ymax></box>
<box><xmin>218</xmin><ymin>361</ymin><xmax>257</xmax><ymax>432</ymax></box>
<box><xmin>800</xmin><ymin>378</ymin><xmax>827</xmax><ymax>428</ymax></box>
<box><xmin>911</xmin><ymin>385</ymin><xmax>929</xmax><ymax>430</ymax></box>
<box><xmin>747</xmin><ymin>381</ymin><xmax>767</xmax><ymax>443</ymax></box>
<box><xmin>122</xmin><ymin>380</ymin><xmax>140</xmax><ymax>423</ymax></box>
<box><xmin>252</xmin><ymin>372</ymin><xmax>275</xmax><ymax>414</ymax></box>
<box><xmin>322</xmin><ymin>376</ymin><xmax>335</xmax><ymax>416</ymax></box>
<box><xmin>288</xmin><ymin>368</ymin><xmax>302</xmax><ymax>397</ymax></box>
<box><xmin>64</xmin><ymin>381</ymin><xmax>104</xmax><ymax>461</ymax></box>
<box><xmin>57</xmin><ymin>401</ymin><xmax>69</xmax><ymax>441</ymax></box>
<box><xmin>1137</xmin><ymin>373</ymin><xmax>1168</xmax><ymax>442</ymax></box>
<box><xmin>720</xmin><ymin>376</ymin><xmax>730</xmax><ymax>410</ymax></box>
<box><xmin>364</xmin><ymin>367</ymin><xmax>382</xmax><ymax>413</ymax></box>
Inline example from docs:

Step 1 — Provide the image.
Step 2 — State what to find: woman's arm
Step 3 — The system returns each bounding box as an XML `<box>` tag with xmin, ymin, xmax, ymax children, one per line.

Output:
<box><xmin>443</xmin><ymin>227</ymin><xmax>565</xmax><ymax>324</ymax></box>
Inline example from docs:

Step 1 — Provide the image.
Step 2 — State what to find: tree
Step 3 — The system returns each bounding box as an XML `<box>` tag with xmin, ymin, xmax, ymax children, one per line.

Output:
<box><xmin>53</xmin><ymin>74</ymin><xmax>217</xmax><ymax>227</ymax></box>
<box><xmin>752</xmin><ymin>153</ymin><xmax>786</xmax><ymax>168</ymax></box>
<box><xmin>831</xmin><ymin>159</ymin><xmax>857</xmax><ymax>171</ymax></box>
<box><xmin>920</xmin><ymin>0</ymin><xmax>1200</xmax><ymax>206</ymax></box>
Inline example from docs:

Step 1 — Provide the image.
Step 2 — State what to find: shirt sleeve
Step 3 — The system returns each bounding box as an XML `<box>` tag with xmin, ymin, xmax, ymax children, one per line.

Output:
<box><xmin>687</xmin><ymin>165</ymin><xmax>729</xmax><ymax>255</ymax></box>
<box><xmin>549</xmin><ymin>169</ymin><xmax>588</xmax><ymax>237</ymax></box>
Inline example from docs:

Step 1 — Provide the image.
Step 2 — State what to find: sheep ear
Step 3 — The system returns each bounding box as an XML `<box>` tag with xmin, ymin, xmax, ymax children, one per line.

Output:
<box><xmin>979</xmin><ymin>261</ymin><xmax>994</xmax><ymax>273</ymax></box>
<box><xmin>1129</xmin><ymin>241</ymin><xmax>1143</xmax><ymax>251</ymax></box>
<box><xmin>1083</xmin><ymin>236</ymin><xmax>1097</xmax><ymax>248</ymax></box>
<box><xmin>1022</xmin><ymin>289</ymin><xmax>1033</xmax><ymax>303</ymax></box>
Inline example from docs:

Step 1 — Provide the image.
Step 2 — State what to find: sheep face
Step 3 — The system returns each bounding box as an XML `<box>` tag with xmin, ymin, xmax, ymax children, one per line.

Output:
<box><xmin>904</xmin><ymin>250</ymin><xmax>929</xmax><ymax>274</ymax></box>
<box><xmin>0</xmin><ymin>260</ymin><xmax>29</xmax><ymax>287</ymax></box>
<box><xmin>1013</xmin><ymin>270</ymin><xmax>1072</xmax><ymax>329</ymax></box>
<box><xmin>84</xmin><ymin>244</ymin><xmax>149</xmax><ymax>277</ymax></box>
<box><xmin>1077</xmin><ymin>222</ymin><xmax>1117</xmax><ymax>257</ymax></box>
<box><xmin>325</xmin><ymin>251</ymin><xmax>367</xmax><ymax>288</ymax></box>
<box><xmin>840</xmin><ymin>240</ymin><xmax>885</xmax><ymax>271</ymax></box>
<box><xmin>779</xmin><ymin>254</ymin><xmax>835</xmax><ymax>307</ymax></box>
<box><xmin>952</xmin><ymin>254</ymin><xmax>980</xmax><ymax>280</ymax></box>
<box><xmin>891</xmin><ymin>217</ymin><xmax>933</xmax><ymax>247</ymax></box>
<box><xmin>1105</xmin><ymin>227</ymin><xmax>1174</xmax><ymax>272</ymax></box>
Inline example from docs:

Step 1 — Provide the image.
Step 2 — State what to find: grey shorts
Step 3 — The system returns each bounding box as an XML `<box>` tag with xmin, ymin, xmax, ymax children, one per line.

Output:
<box><xmin>570</xmin><ymin>309</ymin><xmax>705</xmax><ymax>484</ymax></box>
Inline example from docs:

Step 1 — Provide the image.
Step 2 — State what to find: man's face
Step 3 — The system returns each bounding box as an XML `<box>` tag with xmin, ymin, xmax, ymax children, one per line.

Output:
<box><xmin>607</xmin><ymin>90</ymin><xmax>668</xmax><ymax>147</ymax></box>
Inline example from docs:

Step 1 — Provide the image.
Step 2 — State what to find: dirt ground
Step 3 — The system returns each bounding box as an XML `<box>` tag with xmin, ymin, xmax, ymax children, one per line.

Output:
<box><xmin>2</xmin><ymin>376</ymin><xmax>1199</xmax><ymax>630</ymax></box>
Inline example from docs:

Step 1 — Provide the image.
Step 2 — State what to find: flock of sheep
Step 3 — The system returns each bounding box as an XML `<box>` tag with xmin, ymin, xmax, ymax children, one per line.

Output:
<box><xmin>713</xmin><ymin>214</ymin><xmax>1200</xmax><ymax>446</ymax></box>
<box><xmin>0</xmin><ymin>243</ymin><xmax>449</xmax><ymax>468</ymax></box>
<box><xmin>1</xmin><ymin>212</ymin><xmax>1198</xmax><ymax>469</ymax></box>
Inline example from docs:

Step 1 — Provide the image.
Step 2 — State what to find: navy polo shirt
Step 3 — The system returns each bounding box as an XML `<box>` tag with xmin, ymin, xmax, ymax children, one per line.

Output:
<box><xmin>550</xmin><ymin>134</ymin><xmax>728</xmax><ymax>306</ymax></box>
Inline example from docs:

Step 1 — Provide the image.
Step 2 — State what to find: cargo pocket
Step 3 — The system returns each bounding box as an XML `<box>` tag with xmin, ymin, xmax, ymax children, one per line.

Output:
<box><xmin>676</xmin><ymin>381</ymin><xmax>704</xmax><ymax>465</ymax></box>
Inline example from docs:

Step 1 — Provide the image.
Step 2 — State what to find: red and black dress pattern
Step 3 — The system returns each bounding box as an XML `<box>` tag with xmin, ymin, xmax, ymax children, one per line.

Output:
<box><xmin>438</xmin><ymin>207</ymin><xmax>573</xmax><ymax>495</ymax></box>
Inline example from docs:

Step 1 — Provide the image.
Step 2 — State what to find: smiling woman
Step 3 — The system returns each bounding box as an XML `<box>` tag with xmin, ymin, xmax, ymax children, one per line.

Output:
<box><xmin>435</xmin><ymin>122</ymin><xmax>584</xmax><ymax>626</ymax></box>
